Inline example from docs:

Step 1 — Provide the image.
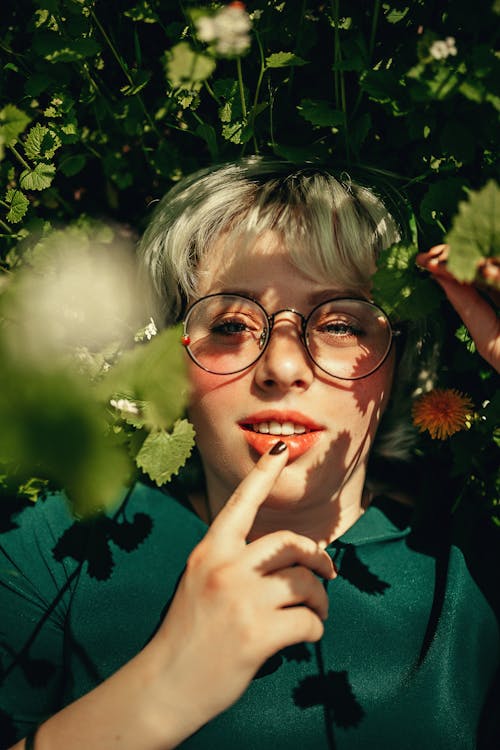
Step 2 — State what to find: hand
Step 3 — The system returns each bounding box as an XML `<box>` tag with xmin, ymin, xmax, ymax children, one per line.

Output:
<box><xmin>153</xmin><ymin>442</ymin><xmax>335</xmax><ymax>738</ymax></box>
<box><xmin>416</xmin><ymin>245</ymin><xmax>500</xmax><ymax>372</ymax></box>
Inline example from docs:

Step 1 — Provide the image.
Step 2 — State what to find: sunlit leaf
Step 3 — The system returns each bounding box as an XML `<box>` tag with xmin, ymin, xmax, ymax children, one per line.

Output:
<box><xmin>20</xmin><ymin>163</ymin><xmax>56</xmax><ymax>191</ymax></box>
<box><xmin>101</xmin><ymin>325</ymin><xmax>188</xmax><ymax>431</ymax></box>
<box><xmin>166</xmin><ymin>42</ymin><xmax>216</xmax><ymax>90</ymax></box>
<box><xmin>24</xmin><ymin>124</ymin><xmax>61</xmax><ymax>161</ymax></box>
<box><xmin>446</xmin><ymin>180</ymin><xmax>500</xmax><ymax>282</ymax></box>
<box><xmin>135</xmin><ymin>420</ymin><xmax>195</xmax><ymax>486</ymax></box>
<box><xmin>124</xmin><ymin>1</ymin><xmax>159</xmax><ymax>23</ymax></box>
<box><xmin>0</xmin><ymin>105</ymin><xmax>31</xmax><ymax>154</ymax></box>
<box><xmin>5</xmin><ymin>189</ymin><xmax>29</xmax><ymax>223</ymax></box>
<box><xmin>266</xmin><ymin>52</ymin><xmax>308</xmax><ymax>68</ymax></box>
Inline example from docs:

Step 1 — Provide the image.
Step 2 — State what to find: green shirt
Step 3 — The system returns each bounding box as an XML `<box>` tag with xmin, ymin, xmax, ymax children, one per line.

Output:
<box><xmin>0</xmin><ymin>483</ymin><xmax>498</xmax><ymax>749</ymax></box>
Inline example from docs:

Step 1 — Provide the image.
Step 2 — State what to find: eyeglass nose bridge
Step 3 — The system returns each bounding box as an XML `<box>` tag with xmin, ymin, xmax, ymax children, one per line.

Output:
<box><xmin>260</xmin><ymin>307</ymin><xmax>308</xmax><ymax>350</ymax></box>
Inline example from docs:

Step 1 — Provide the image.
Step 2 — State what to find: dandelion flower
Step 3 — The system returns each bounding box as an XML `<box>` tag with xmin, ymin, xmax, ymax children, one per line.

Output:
<box><xmin>412</xmin><ymin>388</ymin><xmax>473</xmax><ymax>440</ymax></box>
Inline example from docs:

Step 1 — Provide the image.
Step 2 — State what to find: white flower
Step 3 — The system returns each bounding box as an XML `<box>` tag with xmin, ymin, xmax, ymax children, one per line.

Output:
<box><xmin>134</xmin><ymin>316</ymin><xmax>158</xmax><ymax>342</ymax></box>
<box><xmin>430</xmin><ymin>36</ymin><xmax>457</xmax><ymax>60</ymax></box>
<box><xmin>195</xmin><ymin>2</ymin><xmax>252</xmax><ymax>57</ymax></box>
<box><xmin>110</xmin><ymin>398</ymin><xmax>140</xmax><ymax>416</ymax></box>
<box><xmin>143</xmin><ymin>317</ymin><xmax>158</xmax><ymax>340</ymax></box>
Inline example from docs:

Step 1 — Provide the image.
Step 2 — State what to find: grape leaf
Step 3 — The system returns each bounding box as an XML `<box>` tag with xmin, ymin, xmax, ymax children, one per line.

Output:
<box><xmin>24</xmin><ymin>124</ymin><xmax>61</xmax><ymax>161</ymax></box>
<box><xmin>266</xmin><ymin>52</ymin><xmax>309</xmax><ymax>68</ymax></box>
<box><xmin>372</xmin><ymin>242</ymin><xmax>441</xmax><ymax>320</ymax></box>
<box><xmin>135</xmin><ymin>419</ymin><xmax>195</xmax><ymax>486</ymax></box>
<box><xmin>446</xmin><ymin>180</ymin><xmax>500</xmax><ymax>282</ymax></box>
<box><xmin>5</xmin><ymin>189</ymin><xmax>29</xmax><ymax>223</ymax></box>
<box><xmin>20</xmin><ymin>163</ymin><xmax>56</xmax><ymax>191</ymax></box>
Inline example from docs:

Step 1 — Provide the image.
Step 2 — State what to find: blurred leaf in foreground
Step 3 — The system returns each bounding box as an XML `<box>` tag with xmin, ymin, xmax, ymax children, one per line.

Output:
<box><xmin>446</xmin><ymin>180</ymin><xmax>500</xmax><ymax>283</ymax></box>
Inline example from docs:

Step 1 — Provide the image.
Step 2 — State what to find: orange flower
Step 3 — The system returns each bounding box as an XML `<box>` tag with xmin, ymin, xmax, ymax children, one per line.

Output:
<box><xmin>412</xmin><ymin>388</ymin><xmax>474</xmax><ymax>440</ymax></box>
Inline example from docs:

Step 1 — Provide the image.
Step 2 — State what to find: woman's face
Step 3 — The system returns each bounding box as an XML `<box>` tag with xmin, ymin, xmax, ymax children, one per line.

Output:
<box><xmin>186</xmin><ymin>231</ymin><xmax>395</xmax><ymax>519</ymax></box>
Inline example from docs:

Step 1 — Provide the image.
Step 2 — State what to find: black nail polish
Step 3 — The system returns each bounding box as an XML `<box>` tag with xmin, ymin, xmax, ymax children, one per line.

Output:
<box><xmin>269</xmin><ymin>440</ymin><xmax>287</xmax><ymax>455</ymax></box>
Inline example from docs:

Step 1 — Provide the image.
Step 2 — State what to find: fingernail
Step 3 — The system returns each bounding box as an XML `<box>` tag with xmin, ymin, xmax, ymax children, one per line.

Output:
<box><xmin>269</xmin><ymin>440</ymin><xmax>287</xmax><ymax>455</ymax></box>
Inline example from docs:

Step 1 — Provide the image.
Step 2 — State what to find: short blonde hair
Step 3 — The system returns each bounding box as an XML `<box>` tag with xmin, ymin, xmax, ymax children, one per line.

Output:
<box><xmin>139</xmin><ymin>158</ymin><xmax>400</xmax><ymax>325</ymax></box>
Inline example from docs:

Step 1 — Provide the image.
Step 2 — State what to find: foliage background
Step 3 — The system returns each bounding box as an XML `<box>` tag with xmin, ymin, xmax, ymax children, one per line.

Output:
<box><xmin>0</xmin><ymin>0</ymin><xmax>498</xmax><ymax>520</ymax></box>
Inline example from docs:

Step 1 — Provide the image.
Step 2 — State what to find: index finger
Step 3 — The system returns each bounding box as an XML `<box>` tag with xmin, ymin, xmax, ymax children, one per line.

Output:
<box><xmin>206</xmin><ymin>441</ymin><xmax>289</xmax><ymax>547</ymax></box>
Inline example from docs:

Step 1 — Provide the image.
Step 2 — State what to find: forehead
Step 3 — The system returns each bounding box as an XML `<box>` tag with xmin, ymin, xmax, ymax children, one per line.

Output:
<box><xmin>194</xmin><ymin>230</ymin><xmax>366</xmax><ymax>303</ymax></box>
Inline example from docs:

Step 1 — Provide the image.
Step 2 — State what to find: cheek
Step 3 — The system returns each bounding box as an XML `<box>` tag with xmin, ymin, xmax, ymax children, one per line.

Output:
<box><xmin>335</xmin><ymin>356</ymin><xmax>394</xmax><ymax>433</ymax></box>
<box><xmin>187</xmin><ymin>364</ymin><xmax>244</xmax><ymax>428</ymax></box>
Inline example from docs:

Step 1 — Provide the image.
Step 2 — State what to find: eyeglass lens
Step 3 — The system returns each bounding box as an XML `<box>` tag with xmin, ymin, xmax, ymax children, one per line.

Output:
<box><xmin>183</xmin><ymin>294</ymin><xmax>392</xmax><ymax>379</ymax></box>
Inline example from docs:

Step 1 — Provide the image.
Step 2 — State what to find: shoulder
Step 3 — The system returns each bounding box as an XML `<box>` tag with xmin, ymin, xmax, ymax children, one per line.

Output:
<box><xmin>0</xmin><ymin>481</ymin><xmax>207</xmax><ymax>588</ymax></box>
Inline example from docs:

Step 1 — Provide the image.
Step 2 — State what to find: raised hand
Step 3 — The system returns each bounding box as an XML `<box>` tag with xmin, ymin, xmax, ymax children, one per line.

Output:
<box><xmin>416</xmin><ymin>245</ymin><xmax>500</xmax><ymax>372</ymax></box>
<box><xmin>153</xmin><ymin>441</ymin><xmax>335</xmax><ymax>740</ymax></box>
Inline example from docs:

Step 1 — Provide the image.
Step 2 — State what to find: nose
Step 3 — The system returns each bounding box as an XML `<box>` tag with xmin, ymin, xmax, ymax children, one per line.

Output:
<box><xmin>253</xmin><ymin>312</ymin><xmax>314</xmax><ymax>393</ymax></box>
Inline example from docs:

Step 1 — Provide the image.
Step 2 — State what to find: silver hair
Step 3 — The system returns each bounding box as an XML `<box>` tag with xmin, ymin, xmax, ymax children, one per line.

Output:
<box><xmin>139</xmin><ymin>158</ymin><xmax>437</xmax><ymax>471</ymax></box>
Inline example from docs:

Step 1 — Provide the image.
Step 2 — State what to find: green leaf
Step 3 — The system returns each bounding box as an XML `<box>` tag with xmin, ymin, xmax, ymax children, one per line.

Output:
<box><xmin>20</xmin><ymin>162</ymin><xmax>56</xmax><ymax>191</ymax></box>
<box><xmin>43</xmin><ymin>37</ymin><xmax>101</xmax><ymax>63</ymax></box>
<box><xmin>383</xmin><ymin>5</ymin><xmax>410</xmax><ymax>23</ymax></box>
<box><xmin>372</xmin><ymin>242</ymin><xmax>442</xmax><ymax>320</ymax></box>
<box><xmin>446</xmin><ymin>180</ymin><xmax>500</xmax><ymax>282</ymax></box>
<box><xmin>265</xmin><ymin>52</ymin><xmax>309</xmax><ymax>68</ymax></box>
<box><xmin>24</xmin><ymin>124</ymin><xmax>62</xmax><ymax>161</ymax></box>
<box><xmin>120</xmin><ymin>69</ymin><xmax>152</xmax><ymax>96</ymax></box>
<box><xmin>419</xmin><ymin>178</ymin><xmax>467</xmax><ymax>226</ymax></box>
<box><xmin>5</xmin><ymin>189</ymin><xmax>29</xmax><ymax>223</ymax></box>
<box><xmin>0</xmin><ymin>105</ymin><xmax>31</xmax><ymax>153</ymax></box>
<box><xmin>135</xmin><ymin>420</ymin><xmax>195</xmax><ymax>486</ymax></box>
<box><xmin>59</xmin><ymin>154</ymin><xmax>87</xmax><ymax>177</ymax></box>
<box><xmin>124</xmin><ymin>1</ymin><xmax>159</xmax><ymax>23</ymax></box>
<box><xmin>297</xmin><ymin>99</ymin><xmax>344</xmax><ymax>127</ymax></box>
<box><xmin>166</xmin><ymin>42</ymin><xmax>216</xmax><ymax>90</ymax></box>
<box><xmin>101</xmin><ymin>325</ymin><xmax>188</xmax><ymax>431</ymax></box>
<box><xmin>360</xmin><ymin>69</ymin><xmax>402</xmax><ymax>103</ymax></box>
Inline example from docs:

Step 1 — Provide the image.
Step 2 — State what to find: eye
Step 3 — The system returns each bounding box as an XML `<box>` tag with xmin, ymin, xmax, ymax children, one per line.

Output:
<box><xmin>210</xmin><ymin>318</ymin><xmax>249</xmax><ymax>336</ymax></box>
<box><xmin>209</xmin><ymin>312</ymin><xmax>261</xmax><ymax>338</ymax></box>
<box><xmin>314</xmin><ymin>316</ymin><xmax>365</xmax><ymax>339</ymax></box>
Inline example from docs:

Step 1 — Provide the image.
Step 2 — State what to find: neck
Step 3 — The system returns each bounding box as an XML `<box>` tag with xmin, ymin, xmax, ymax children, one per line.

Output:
<box><xmin>200</xmin><ymin>467</ymin><xmax>369</xmax><ymax>545</ymax></box>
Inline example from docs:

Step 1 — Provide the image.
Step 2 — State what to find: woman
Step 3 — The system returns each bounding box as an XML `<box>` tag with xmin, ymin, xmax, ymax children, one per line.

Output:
<box><xmin>1</xmin><ymin>160</ymin><xmax>498</xmax><ymax>749</ymax></box>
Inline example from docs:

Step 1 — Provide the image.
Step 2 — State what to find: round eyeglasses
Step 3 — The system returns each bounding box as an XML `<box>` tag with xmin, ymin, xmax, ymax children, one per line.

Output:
<box><xmin>181</xmin><ymin>293</ymin><xmax>397</xmax><ymax>380</ymax></box>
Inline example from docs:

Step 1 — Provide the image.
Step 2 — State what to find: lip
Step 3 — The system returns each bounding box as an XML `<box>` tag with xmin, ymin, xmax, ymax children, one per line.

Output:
<box><xmin>238</xmin><ymin>410</ymin><xmax>324</xmax><ymax>461</ymax></box>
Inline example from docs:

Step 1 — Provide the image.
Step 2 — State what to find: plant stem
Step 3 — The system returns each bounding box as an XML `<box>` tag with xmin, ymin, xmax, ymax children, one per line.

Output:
<box><xmin>8</xmin><ymin>145</ymin><xmax>30</xmax><ymax>170</ymax></box>
<box><xmin>268</xmin><ymin>79</ymin><xmax>276</xmax><ymax>149</ymax></box>
<box><xmin>249</xmin><ymin>32</ymin><xmax>266</xmax><ymax>152</ymax></box>
<box><xmin>236</xmin><ymin>57</ymin><xmax>247</xmax><ymax>119</ymax></box>
<box><xmin>331</xmin><ymin>0</ymin><xmax>350</xmax><ymax>162</ymax></box>
<box><xmin>203</xmin><ymin>79</ymin><xmax>222</xmax><ymax>105</ymax></box>
<box><xmin>91</xmin><ymin>9</ymin><xmax>134</xmax><ymax>86</ymax></box>
<box><xmin>0</xmin><ymin>219</ymin><xmax>13</xmax><ymax>234</ymax></box>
